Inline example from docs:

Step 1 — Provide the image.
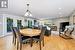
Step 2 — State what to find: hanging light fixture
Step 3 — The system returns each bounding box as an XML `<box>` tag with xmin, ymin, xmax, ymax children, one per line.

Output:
<box><xmin>24</xmin><ymin>4</ymin><xmax>32</xmax><ymax>17</ymax></box>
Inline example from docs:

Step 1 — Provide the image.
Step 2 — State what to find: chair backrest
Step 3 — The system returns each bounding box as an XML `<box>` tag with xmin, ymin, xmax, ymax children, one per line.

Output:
<box><xmin>10</xmin><ymin>27</ymin><xmax>16</xmax><ymax>38</ymax></box>
<box><xmin>38</xmin><ymin>25</ymin><xmax>43</xmax><ymax>30</ymax></box>
<box><xmin>65</xmin><ymin>28</ymin><xmax>74</xmax><ymax>36</ymax></box>
<box><xmin>41</xmin><ymin>27</ymin><xmax>46</xmax><ymax>34</ymax></box>
<box><xmin>64</xmin><ymin>28</ymin><xmax>68</xmax><ymax>33</ymax></box>
<box><xmin>13</xmin><ymin>27</ymin><xmax>22</xmax><ymax>42</ymax></box>
<box><xmin>49</xmin><ymin>28</ymin><xmax>52</xmax><ymax>34</ymax></box>
<box><xmin>70</xmin><ymin>28</ymin><xmax>74</xmax><ymax>34</ymax></box>
<box><xmin>59</xmin><ymin>28</ymin><xmax>68</xmax><ymax>34</ymax></box>
<box><xmin>40</xmin><ymin>27</ymin><xmax>46</xmax><ymax>39</ymax></box>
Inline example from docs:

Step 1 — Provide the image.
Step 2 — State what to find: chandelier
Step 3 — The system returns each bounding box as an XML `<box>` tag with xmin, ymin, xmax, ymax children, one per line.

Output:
<box><xmin>24</xmin><ymin>4</ymin><xmax>32</xmax><ymax>17</ymax></box>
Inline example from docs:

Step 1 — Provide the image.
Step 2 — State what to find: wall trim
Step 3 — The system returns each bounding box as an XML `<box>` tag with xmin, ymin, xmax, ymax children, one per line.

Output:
<box><xmin>0</xmin><ymin>32</ymin><xmax>12</xmax><ymax>38</ymax></box>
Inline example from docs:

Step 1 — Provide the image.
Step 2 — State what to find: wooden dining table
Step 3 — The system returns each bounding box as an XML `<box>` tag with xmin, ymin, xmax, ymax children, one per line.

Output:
<box><xmin>20</xmin><ymin>28</ymin><xmax>41</xmax><ymax>47</ymax></box>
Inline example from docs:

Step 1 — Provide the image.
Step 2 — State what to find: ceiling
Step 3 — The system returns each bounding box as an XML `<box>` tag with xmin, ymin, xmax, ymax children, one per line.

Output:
<box><xmin>0</xmin><ymin>0</ymin><xmax>75</xmax><ymax>19</ymax></box>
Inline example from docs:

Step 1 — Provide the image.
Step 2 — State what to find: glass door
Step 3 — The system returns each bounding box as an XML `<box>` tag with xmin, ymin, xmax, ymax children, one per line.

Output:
<box><xmin>28</xmin><ymin>20</ymin><xmax>32</xmax><ymax>28</ymax></box>
<box><xmin>17</xmin><ymin>20</ymin><xmax>22</xmax><ymax>29</ymax></box>
<box><xmin>7</xmin><ymin>18</ymin><xmax>13</xmax><ymax>32</ymax></box>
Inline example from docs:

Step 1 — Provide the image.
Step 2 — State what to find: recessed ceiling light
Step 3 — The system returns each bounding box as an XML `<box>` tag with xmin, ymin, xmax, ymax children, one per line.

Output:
<box><xmin>59</xmin><ymin>8</ymin><xmax>62</xmax><ymax>10</ymax></box>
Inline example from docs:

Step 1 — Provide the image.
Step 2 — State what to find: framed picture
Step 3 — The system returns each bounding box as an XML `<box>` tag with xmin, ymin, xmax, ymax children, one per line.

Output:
<box><xmin>0</xmin><ymin>0</ymin><xmax>8</xmax><ymax>8</ymax></box>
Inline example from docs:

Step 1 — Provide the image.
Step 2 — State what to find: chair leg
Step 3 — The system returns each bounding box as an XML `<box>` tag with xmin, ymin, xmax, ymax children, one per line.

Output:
<box><xmin>17</xmin><ymin>41</ymin><xmax>19</xmax><ymax>50</ymax></box>
<box><xmin>30</xmin><ymin>38</ymin><xmax>33</xmax><ymax>47</ymax></box>
<box><xmin>39</xmin><ymin>39</ymin><xmax>41</xmax><ymax>50</ymax></box>
<box><xmin>12</xmin><ymin>36</ymin><xmax>14</xmax><ymax>44</ymax></box>
<box><xmin>12</xmin><ymin>36</ymin><xmax>16</xmax><ymax>45</ymax></box>
<box><xmin>14</xmin><ymin>37</ymin><xmax>16</xmax><ymax>45</ymax></box>
<box><xmin>20</xmin><ymin>43</ymin><xmax>22</xmax><ymax>50</ymax></box>
<box><xmin>43</xmin><ymin>37</ymin><xmax>44</xmax><ymax>46</ymax></box>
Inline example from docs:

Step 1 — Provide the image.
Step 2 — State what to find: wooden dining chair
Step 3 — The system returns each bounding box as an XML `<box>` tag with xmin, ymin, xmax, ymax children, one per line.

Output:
<box><xmin>65</xmin><ymin>28</ymin><xmax>74</xmax><ymax>37</ymax></box>
<box><xmin>33</xmin><ymin>27</ymin><xmax>46</xmax><ymax>50</ymax></box>
<box><xmin>45</xmin><ymin>28</ymin><xmax>52</xmax><ymax>36</ymax></box>
<box><xmin>59</xmin><ymin>28</ymin><xmax>74</xmax><ymax>39</ymax></box>
<box><xmin>13</xmin><ymin>27</ymin><xmax>31</xmax><ymax>50</ymax></box>
<box><xmin>10</xmin><ymin>27</ymin><xmax>17</xmax><ymax>45</ymax></box>
<box><xmin>59</xmin><ymin>28</ymin><xmax>68</xmax><ymax>36</ymax></box>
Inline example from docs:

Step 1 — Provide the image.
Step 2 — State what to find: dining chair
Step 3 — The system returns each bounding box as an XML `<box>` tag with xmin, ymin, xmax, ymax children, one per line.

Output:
<box><xmin>33</xmin><ymin>27</ymin><xmax>46</xmax><ymax>50</ymax></box>
<box><xmin>59</xmin><ymin>28</ymin><xmax>68</xmax><ymax>36</ymax></box>
<box><xmin>38</xmin><ymin>25</ymin><xmax>43</xmax><ymax>30</ymax></box>
<box><xmin>65</xmin><ymin>28</ymin><xmax>74</xmax><ymax>37</ymax></box>
<box><xmin>59</xmin><ymin>28</ymin><xmax>74</xmax><ymax>39</ymax></box>
<box><xmin>45</xmin><ymin>27</ymin><xmax>52</xmax><ymax>36</ymax></box>
<box><xmin>10</xmin><ymin>27</ymin><xmax>17</xmax><ymax>45</ymax></box>
<box><xmin>13</xmin><ymin>27</ymin><xmax>31</xmax><ymax>50</ymax></box>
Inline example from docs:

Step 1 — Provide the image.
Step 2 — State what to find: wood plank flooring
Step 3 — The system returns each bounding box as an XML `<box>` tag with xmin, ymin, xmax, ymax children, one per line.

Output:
<box><xmin>0</xmin><ymin>35</ymin><xmax>75</xmax><ymax>50</ymax></box>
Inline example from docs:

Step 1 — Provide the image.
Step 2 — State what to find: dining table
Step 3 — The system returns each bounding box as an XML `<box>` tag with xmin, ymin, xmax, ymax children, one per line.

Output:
<box><xmin>20</xmin><ymin>28</ymin><xmax>41</xmax><ymax>47</ymax></box>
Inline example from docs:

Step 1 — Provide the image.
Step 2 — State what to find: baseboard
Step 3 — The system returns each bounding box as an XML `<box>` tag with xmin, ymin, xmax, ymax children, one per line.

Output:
<box><xmin>0</xmin><ymin>35</ymin><xmax>5</xmax><ymax>38</ymax></box>
<box><xmin>0</xmin><ymin>32</ymin><xmax>12</xmax><ymax>38</ymax></box>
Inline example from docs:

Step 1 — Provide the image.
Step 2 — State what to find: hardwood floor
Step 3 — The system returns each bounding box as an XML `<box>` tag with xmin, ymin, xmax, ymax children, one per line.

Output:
<box><xmin>0</xmin><ymin>35</ymin><xmax>75</xmax><ymax>50</ymax></box>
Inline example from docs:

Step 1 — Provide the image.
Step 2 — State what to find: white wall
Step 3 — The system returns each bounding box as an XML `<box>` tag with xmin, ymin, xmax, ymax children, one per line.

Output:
<box><xmin>43</xmin><ymin>19</ymin><xmax>53</xmax><ymax>26</ymax></box>
<box><xmin>69</xmin><ymin>12</ymin><xmax>75</xmax><ymax>39</ymax></box>
<box><xmin>69</xmin><ymin>14</ymin><xmax>74</xmax><ymax>25</ymax></box>
<box><xmin>69</xmin><ymin>11</ymin><xmax>75</xmax><ymax>25</ymax></box>
<box><xmin>0</xmin><ymin>14</ymin><xmax>3</xmax><ymax>36</ymax></box>
<box><xmin>38</xmin><ymin>20</ymin><xmax>44</xmax><ymax>26</ymax></box>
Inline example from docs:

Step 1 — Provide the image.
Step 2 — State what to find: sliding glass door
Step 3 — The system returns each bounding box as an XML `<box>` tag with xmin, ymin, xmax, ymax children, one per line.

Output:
<box><xmin>7</xmin><ymin>18</ymin><xmax>13</xmax><ymax>32</ymax></box>
<box><xmin>28</xmin><ymin>20</ymin><xmax>32</xmax><ymax>28</ymax></box>
<box><xmin>17</xmin><ymin>20</ymin><xmax>22</xmax><ymax>29</ymax></box>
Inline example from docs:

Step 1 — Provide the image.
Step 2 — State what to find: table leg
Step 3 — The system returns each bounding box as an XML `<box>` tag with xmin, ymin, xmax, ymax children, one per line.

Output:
<box><xmin>30</xmin><ymin>37</ymin><xmax>33</xmax><ymax>47</ymax></box>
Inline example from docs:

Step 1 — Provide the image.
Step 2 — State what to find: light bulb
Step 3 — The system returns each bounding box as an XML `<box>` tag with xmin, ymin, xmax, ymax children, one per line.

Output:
<box><xmin>25</xmin><ymin>12</ymin><xmax>29</xmax><ymax>16</ymax></box>
<box><xmin>29</xmin><ymin>14</ymin><xmax>32</xmax><ymax>17</ymax></box>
